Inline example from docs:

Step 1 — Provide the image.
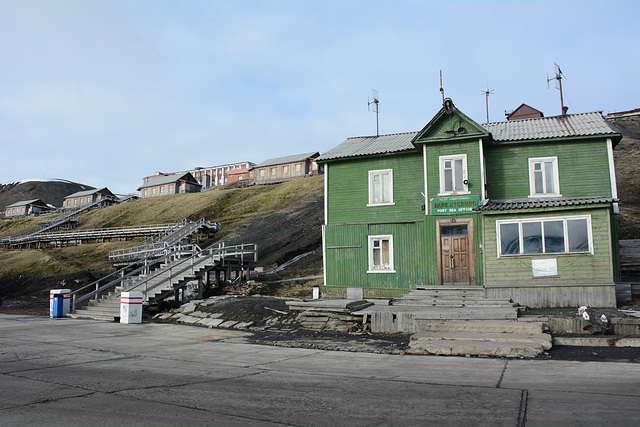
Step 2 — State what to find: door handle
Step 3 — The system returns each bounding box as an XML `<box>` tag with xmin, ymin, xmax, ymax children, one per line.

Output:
<box><xmin>449</xmin><ymin>256</ymin><xmax>454</xmax><ymax>269</ymax></box>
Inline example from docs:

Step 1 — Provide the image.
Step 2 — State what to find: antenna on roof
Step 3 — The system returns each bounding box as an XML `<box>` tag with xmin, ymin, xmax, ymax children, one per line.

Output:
<box><xmin>439</xmin><ymin>70</ymin><xmax>445</xmax><ymax>104</ymax></box>
<box><xmin>547</xmin><ymin>63</ymin><xmax>567</xmax><ymax>115</ymax></box>
<box><xmin>367</xmin><ymin>89</ymin><xmax>380</xmax><ymax>136</ymax></box>
<box><xmin>481</xmin><ymin>84</ymin><xmax>494</xmax><ymax>123</ymax></box>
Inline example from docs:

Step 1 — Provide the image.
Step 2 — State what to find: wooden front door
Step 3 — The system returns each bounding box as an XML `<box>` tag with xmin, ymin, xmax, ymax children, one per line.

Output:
<box><xmin>440</xmin><ymin>224</ymin><xmax>471</xmax><ymax>285</ymax></box>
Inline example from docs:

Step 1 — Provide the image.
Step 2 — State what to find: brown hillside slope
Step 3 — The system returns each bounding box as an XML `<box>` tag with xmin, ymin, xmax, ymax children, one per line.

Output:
<box><xmin>609</xmin><ymin>115</ymin><xmax>640</xmax><ymax>239</ymax></box>
<box><xmin>0</xmin><ymin>180</ymin><xmax>94</xmax><ymax>213</ymax></box>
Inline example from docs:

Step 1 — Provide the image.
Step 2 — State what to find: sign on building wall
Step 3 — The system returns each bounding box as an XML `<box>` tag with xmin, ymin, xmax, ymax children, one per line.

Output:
<box><xmin>430</xmin><ymin>195</ymin><xmax>480</xmax><ymax>214</ymax></box>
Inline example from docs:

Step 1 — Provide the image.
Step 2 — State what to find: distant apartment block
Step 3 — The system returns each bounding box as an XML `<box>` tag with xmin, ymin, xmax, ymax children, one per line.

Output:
<box><xmin>63</xmin><ymin>188</ymin><xmax>117</xmax><ymax>210</ymax></box>
<box><xmin>4</xmin><ymin>199</ymin><xmax>52</xmax><ymax>218</ymax></box>
<box><xmin>189</xmin><ymin>162</ymin><xmax>256</xmax><ymax>189</ymax></box>
<box><xmin>138</xmin><ymin>172</ymin><xmax>202</xmax><ymax>199</ymax></box>
<box><xmin>251</xmin><ymin>152</ymin><xmax>322</xmax><ymax>185</ymax></box>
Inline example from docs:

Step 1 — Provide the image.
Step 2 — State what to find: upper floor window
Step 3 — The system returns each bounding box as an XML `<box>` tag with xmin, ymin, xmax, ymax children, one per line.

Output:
<box><xmin>368</xmin><ymin>235</ymin><xmax>395</xmax><ymax>273</ymax></box>
<box><xmin>529</xmin><ymin>157</ymin><xmax>561</xmax><ymax>197</ymax></box>
<box><xmin>368</xmin><ymin>169</ymin><xmax>394</xmax><ymax>206</ymax></box>
<box><xmin>439</xmin><ymin>154</ymin><xmax>468</xmax><ymax>195</ymax></box>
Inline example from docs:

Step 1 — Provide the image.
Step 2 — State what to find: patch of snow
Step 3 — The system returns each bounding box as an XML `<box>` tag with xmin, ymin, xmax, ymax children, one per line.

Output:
<box><xmin>0</xmin><ymin>178</ymin><xmax>80</xmax><ymax>187</ymax></box>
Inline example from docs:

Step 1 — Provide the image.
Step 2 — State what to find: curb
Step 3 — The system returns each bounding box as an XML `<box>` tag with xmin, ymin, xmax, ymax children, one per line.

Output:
<box><xmin>553</xmin><ymin>336</ymin><xmax>640</xmax><ymax>347</ymax></box>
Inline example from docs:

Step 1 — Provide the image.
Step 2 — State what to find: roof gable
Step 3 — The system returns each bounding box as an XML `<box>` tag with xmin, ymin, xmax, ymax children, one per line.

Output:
<box><xmin>138</xmin><ymin>172</ymin><xmax>200</xmax><ymax>190</ymax></box>
<box><xmin>65</xmin><ymin>187</ymin><xmax>111</xmax><ymax>199</ymax></box>
<box><xmin>6</xmin><ymin>199</ymin><xmax>46</xmax><ymax>208</ymax></box>
<box><xmin>506</xmin><ymin>103</ymin><xmax>544</xmax><ymax>120</ymax></box>
<box><xmin>412</xmin><ymin>99</ymin><xmax>490</xmax><ymax>144</ymax></box>
<box><xmin>257</xmin><ymin>152</ymin><xmax>319</xmax><ymax>168</ymax></box>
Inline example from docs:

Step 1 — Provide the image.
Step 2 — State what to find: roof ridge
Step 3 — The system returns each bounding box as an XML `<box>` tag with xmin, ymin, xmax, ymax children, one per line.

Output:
<box><xmin>346</xmin><ymin>131</ymin><xmax>418</xmax><ymax>140</ymax></box>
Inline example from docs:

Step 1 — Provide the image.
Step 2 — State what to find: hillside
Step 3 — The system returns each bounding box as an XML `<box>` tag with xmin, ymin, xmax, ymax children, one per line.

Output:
<box><xmin>608</xmin><ymin>115</ymin><xmax>640</xmax><ymax>239</ymax></box>
<box><xmin>0</xmin><ymin>176</ymin><xmax>324</xmax><ymax>301</ymax></box>
<box><xmin>0</xmin><ymin>179</ymin><xmax>95</xmax><ymax>212</ymax></box>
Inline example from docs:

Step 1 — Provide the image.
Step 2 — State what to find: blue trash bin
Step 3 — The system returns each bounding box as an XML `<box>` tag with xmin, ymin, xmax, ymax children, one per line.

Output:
<box><xmin>52</xmin><ymin>294</ymin><xmax>65</xmax><ymax>317</ymax></box>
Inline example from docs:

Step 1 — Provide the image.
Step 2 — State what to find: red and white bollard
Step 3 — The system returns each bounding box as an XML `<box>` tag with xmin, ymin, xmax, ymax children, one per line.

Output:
<box><xmin>120</xmin><ymin>292</ymin><xmax>143</xmax><ymax>324</ymax></box>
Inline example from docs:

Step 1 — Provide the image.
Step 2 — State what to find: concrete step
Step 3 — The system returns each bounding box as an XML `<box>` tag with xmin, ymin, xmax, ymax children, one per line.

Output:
<box><xmin>356</xmin><ymin>305</ymin><xmax>518</xmax><ymax>320</ymax></box>
<box><xmin>68</xmin><ymin>312</ymin><xmax>119</xmax><ymax>321</ymax></box>
<box><xmin>407</xmin><ymin>338</ymin><xmax>547</xmax><ymax>358</ymax></box>
<box><xmin>413</xmin><ymin>320</ymin><xmax>545</xmax><ymax>334</ymax></box>
<box><xmin>392</xmin><ymin>301</ymin><xmax>515</xmax><ymax>308</ymax></box>
<box><xmin>410</xmin><ymin>330</ymin><xmax>552</xmax><ymax>350</ymax></box>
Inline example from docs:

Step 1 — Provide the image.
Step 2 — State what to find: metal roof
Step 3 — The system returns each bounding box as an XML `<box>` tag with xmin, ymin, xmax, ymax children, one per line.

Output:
<box><xmin>474</xmin><ymin>197</ymin><xmax>617</xmax><ymax>211</ymax></box>
<box><xmin>316</xmin><ymin>132</ymin><xmax>418</xmax><ymax>162</ymax></box>
<box><xmin>65</xmin><ymin>187</ymin><xmax>108</xmax><ymax>199</ymax></box>
<box><xmin>481</xmin><ymin>112</ymin><xmax>619</xmax><ymax>142</ymax></box>
<box><xmin>6</xmin><ymin>199</ymin><xmax>43</xmax><ymax>208</ymax></box>
<box><xmin>138</xmin><ymin>172</ymin><xmax>199</xmax><ymax>190</ymax></box>
<box><xmin>256</xmin><ymin>152</ymin><xmax>319</xmax><ymax>168</ymax></box>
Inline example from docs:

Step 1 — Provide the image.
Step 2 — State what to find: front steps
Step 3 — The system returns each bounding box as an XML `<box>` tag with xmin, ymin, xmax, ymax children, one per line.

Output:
<box><xmin>68</xmin><ymin>287</ymin><xmax>126</xmax><ymax>321</ymax></box>
<box><xmin>354</xmin><ymin>287</ymin><xmax>520</xmax><ymax>333</ymax></box>
<box><xmin>407</xmin><ymin>320</ymin><xmax>551</xmax><ymax>358</ymax></box>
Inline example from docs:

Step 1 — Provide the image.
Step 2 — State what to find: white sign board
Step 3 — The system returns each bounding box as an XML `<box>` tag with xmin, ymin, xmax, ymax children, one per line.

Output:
<box><xmin>531</xmin><ymin>258</ymin><xmax>558</xmax><ymax>277</ymax></box>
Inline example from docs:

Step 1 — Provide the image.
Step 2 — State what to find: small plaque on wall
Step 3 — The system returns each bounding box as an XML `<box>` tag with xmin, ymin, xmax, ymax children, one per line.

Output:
<box><xmin>532</xmin><ymin>258</ymin><xmax>558</xmax><ymax>277</ymax></box>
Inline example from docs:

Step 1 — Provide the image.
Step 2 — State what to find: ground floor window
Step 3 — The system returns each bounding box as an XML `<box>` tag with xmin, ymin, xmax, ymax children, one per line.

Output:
<box><xmin>368</xmin><ymin>235</ymin><xmax>394</xmax><ymax>273</ymax></box>
<box><xmin>497</xmin><ymin>215</ymin><xmax>592</xmax><ymax>257</ymax></box>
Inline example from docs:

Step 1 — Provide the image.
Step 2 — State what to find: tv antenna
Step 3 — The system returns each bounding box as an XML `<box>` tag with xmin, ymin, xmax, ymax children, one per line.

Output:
<box><xmin>481</xmin><ymin>84</ymin><xmax>494</xmax><ymax>123</ymax></box>
<box><xmin>547</xmin><ymin>63</ymin><xmax>567</xmax><ymax>115</ymax></box>
<box><xmin>439</xmin><ymin>70</ymin><xmax>445</xmax><ymax>104</ymax></box>
<box><xmin>368</xmin><ymin>89</ymin><xmax>380</xmax><ymax>136</ymax></box>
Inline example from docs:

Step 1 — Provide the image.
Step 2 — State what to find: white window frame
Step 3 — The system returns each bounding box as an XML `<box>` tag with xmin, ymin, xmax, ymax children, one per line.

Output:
<box><xmin>367</xmin><ymin>235</ymin><xmax>395</xmax><ymax>273</ymax></box>
<box><xmin>528</xmin><ymin>156</ymin><xmax>561</xmax><ymax>197</ymax></box>
<box><xmin>367</xmin><ymin>169</ymin><xmax>394</xmax><ymax>206</ymax></box>
<box><xmin>438</xmin><ymin>154</ymin><xmax>469</xmax><ymax>195</ymax></box>
<box><xmin>496</xmin><ymin>215</ymin><xmax>593</xmax><ymax>258</ymax></box>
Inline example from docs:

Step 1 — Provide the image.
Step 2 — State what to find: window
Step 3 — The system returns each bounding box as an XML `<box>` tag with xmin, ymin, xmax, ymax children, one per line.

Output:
<box><xmin>271</xmin><ymin>167</ymin><xmax>276</xmax><ymax>176</ymax></box>
<box><xmin>296</xmin><ymin>164</ymin><xmax>301</xmax><ymax>173</ymax></box>
<box><xmin>529</xmin><ymin>157</ymin><xmax>561</xmax><ymax>197</ymax></box>
<box><xmin>439</xmin><ymin>154</ymin><xmax>468</xmax><ymax>195</ymax></box>
<box><xmin>368</xmin><ymin>235</ymin><xmax>395</xmax><ymax>272</ymax></box>
<box><xmin>497</xmin><ymin>215</ymin><xmax>592</xmax><ymax>257</ymax></box>
<box><xmin>368</xmin><ymin>169</ymin><xmax>394</xmax><ymax>206</ymax></box>
<box><xmin>283</xmin><ymin>165</ymin><xmax>288</xmax><ymax>174</ymax></box>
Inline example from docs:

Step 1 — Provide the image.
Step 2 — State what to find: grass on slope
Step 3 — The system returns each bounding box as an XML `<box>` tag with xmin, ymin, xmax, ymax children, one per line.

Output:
<box><xmin>0</xmin><ymin>177</ymin><xmax>324</xmax><ymax>297</ymax></box>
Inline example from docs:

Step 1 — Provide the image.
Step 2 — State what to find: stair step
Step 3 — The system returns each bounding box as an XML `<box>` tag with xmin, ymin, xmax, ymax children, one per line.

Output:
<box><xmin>407</xmin><ymin>337</ymin><xmax>547</xmax><ymax>358</ymax></box>
<box><xmin>411</xmin><ymin>320</ymin><xmax>545</xmax><ymax>334</ymax></box>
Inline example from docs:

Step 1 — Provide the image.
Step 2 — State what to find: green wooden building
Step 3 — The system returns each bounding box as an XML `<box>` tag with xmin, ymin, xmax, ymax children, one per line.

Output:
<box><xmin>317</xmin><ymin>99</ymin><xmax>622</xmax><ymax>308</ymax></box>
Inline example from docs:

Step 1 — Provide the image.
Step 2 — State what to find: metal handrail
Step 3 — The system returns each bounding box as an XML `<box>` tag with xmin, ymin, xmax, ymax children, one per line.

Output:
<box><xmin>108</xmin><ymin>218</ymin><xmax>220</xmax><ymax>263</ymax></box>
<box><xmin>71</xmin><ymin>243</ymin><xmax>203</xmax><ymax>312</ymax></box>
<box><xmin>123</xmin><ymin>242</ymin><xmax>257</xmax><ymax>299</ymax></box>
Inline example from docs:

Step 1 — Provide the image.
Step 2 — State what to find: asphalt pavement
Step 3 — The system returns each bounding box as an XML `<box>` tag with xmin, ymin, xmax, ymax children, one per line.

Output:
<box><xmin>1</xmin><ymin>313</ymin><xmax>639</xmax><ymax>426</ymax></box>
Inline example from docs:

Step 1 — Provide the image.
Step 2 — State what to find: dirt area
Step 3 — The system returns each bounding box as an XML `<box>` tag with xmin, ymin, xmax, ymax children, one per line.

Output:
<box><xmin>219</xmin><ymin>192</ymin><xmax>324</xmax><ymax>278</ymax></box>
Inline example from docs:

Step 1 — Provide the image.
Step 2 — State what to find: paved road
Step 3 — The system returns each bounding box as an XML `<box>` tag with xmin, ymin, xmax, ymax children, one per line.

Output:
<box><xmin>1</xmin><ymin>314</ymin><xmax>639</xmax><ymax>426</ymax></box>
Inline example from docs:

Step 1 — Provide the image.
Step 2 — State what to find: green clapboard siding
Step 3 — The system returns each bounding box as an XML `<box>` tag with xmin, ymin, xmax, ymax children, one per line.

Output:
<box><xmin>425</xmin><ymin>139</ymin><xmax>483</xmax><ymax>199</ymax></box>
<box><xmin>327</xmin><ymin>152</ymin><xmax>424</xmax><ymax>225</ymax></box>
<box><xmin>482</xmin><ymin>206</ymin><xmax>613</xmax><ymax>286</ymax></box>
<box><xmin>325</xmin><ymin>220</ymin><xmax>430</xmax><ymax>290</ymax></box>
<box><xmin>485</xmin><ymin>139</ymin><xmax>612</xmax><ymax>200</ymax></box>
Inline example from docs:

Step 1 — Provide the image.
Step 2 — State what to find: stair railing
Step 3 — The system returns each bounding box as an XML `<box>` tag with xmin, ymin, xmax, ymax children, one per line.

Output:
<box><xmin>70</xmin><ymin>243</ymin><xmax>201</xmax><ymax>312</ymax></box>
<box><xmin>123</xmin><ymin>242</ymin><xmax>257</xmax><ymax>302</ymax></box>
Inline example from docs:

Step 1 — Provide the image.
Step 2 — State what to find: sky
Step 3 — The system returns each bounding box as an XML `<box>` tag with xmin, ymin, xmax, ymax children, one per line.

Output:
<box><xmin>1</xmin><ymin>0</ymin><xmax>638</xmax><ymax>195</ymax></box>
